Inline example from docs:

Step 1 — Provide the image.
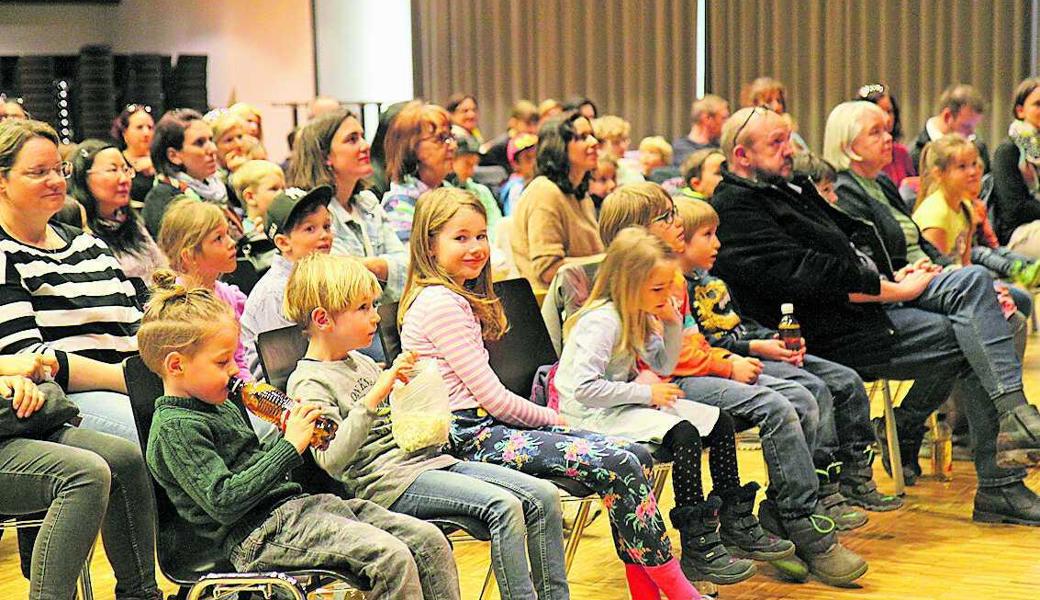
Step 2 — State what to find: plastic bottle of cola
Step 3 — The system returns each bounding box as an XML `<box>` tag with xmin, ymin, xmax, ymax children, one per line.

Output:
<box><xmin>778</xmin><ymin>303</ymin><xmax>803</xmax><ymax>351</ymax></box>
<box><xmin>227</xmin><ymin>377</ymin><xmax>338</xmax><ymax>450</ymax></box>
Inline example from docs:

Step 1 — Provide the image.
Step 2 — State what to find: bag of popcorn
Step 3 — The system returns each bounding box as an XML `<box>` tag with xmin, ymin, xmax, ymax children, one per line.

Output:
<box><xmin>389</xmin><ymin>360</ymin><xmax>452</xmax><ymax>452</ymax></box>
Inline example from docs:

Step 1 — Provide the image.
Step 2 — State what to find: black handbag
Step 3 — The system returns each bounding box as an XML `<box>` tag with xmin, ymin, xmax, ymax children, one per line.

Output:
<box><xmin>0</xmin><ymin>381</ymin><xmax>81</xmax><ymax>440</ymax></box>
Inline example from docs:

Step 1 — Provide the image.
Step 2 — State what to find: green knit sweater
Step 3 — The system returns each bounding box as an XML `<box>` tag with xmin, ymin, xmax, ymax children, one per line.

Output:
<box><xmin>146</xmin><ymin>395</ymin><xmax>304</xmax><ymax>554</ymax></box>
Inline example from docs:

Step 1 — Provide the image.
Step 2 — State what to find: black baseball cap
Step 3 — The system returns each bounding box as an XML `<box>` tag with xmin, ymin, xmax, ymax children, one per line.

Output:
<box><xmin>264</xmin><ymin>185</ymin><xmax>333</xmax><ymax>239</ymax></box>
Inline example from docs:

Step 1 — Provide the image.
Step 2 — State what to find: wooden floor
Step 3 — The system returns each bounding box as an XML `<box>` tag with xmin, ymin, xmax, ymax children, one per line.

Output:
<box><xmin>4</xmin><ymin>348</ymin><xmax>1040</xmax><ymax>599</ymax></box>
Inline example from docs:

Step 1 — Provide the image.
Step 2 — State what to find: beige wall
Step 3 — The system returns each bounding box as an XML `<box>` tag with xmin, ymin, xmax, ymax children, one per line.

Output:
<box><xmin>0</xmin><ymin>0</ymin><xmax>316</xmax><ymax>162</ymax></box>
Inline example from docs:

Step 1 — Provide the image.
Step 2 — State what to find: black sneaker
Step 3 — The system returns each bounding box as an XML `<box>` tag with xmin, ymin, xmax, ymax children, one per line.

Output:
<box><xmin>671</xmin><ymin>498</ymin><xmax>757</xmax><ymax>585</ymax></box>
<box><xmin>784</xmin><ymin>510</ymin><xmax>868</xmax><ymax>587</ymax></box>
<box><xmin>839</xmin><ymin>447</ymin><xmax>904</xmax><ymax>512</ymax></box>
<box><xmin>715</xmin><ymin>484</ymin><xmax>796</xmax><ymax>561</ymax></box>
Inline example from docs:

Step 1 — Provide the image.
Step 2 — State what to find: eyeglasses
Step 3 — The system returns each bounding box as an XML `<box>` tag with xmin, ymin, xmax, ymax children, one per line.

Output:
<box><xmin>9</xmin><ymin>161</ymin><xmax>73</xmax><ymax>181</ymax></box>
<box><xmin>652</xmin><ymin>203</ymin><xmax>677</xmax><ymax>225</ymax></box>
<box><xmin>856</xmin><ymin>83</ymin><xmax>887</xmax><ymax>100</ymax></box>
<box><xmin>423</xmin><ymin>132</ymin><xmax>457</xmax><ymax>146</ymax></box>
<box><xmin>125</xmin><ymin>103</ymin><xmax>152</xmax><ymax>114</ymax></box>
<box><xmin>733</xmin><ymin>106</ymin><xmax>771</xmax><ymax>146</ymax></box>
<box><xmin>87</xmin><ymin>165</ymin><xmax>136</xmax><ymax>179</ymax></box>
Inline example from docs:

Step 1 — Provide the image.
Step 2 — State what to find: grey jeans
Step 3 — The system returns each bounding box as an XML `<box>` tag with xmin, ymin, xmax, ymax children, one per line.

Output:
<box><xmin>229</xmin><ymin>494</ymin><xmax>460</xmax><ymax>600</ymax></box>
<box><xmin>0</xmin><ymin>426</ymin><xmax>160</xmax><ymax>600</ymax></box>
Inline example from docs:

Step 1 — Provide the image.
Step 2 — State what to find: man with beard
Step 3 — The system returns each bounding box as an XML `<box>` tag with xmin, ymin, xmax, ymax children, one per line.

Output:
<box><xmin>711</xmin><ymin>107</ymin><xmax>1040</xmax><ymax>530</ymax></box>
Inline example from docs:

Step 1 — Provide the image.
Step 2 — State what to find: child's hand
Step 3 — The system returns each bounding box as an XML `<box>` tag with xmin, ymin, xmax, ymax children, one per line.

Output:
<box><xmin>749</xmin><ymin>339</ymin><xmax>805</xmax><ymax>366</ymax></box>
<box><xmin>730</xmin><ymin>356</ymin><xmax>762</xmax><ymax>384</ymax></box>
<box><xmin>0</xmin><ymin>376</ymin><xmax>47</xmax><ymax>419</ymax></box>
<box><xmin>365</xmin><ymin>351</ymin><xmax>418</xmax><ymax>411</ymax></box>
<box><xmin>284</xmin><ymin>401</ymin><xmax>321</xmax><ymax>454</ymax></box>
<box><xmin>654</xmin><ymin>298</ymin><xmax>683</xmax><ymax>325</ymax></box>
<box><xmin>0</xmin><ymin>354</ymin><xmax>59</xmax><ymax>382</ymax></box>
<box><xmin>650</xmin><ymin>382</ymin><xmax>684</xmax><ymax>409</ymax></box>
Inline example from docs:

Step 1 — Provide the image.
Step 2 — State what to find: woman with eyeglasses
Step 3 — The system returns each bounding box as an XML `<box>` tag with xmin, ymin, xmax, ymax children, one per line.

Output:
<box><xmin>0</xmin><ymin>95</ymin><xmax>27</xmax><ymax>121</ymax></box>
<box><xmin>69</xmin><ymin>139</ymin><xmax>167</xmax><ymax>281</ymax></box>
<box><xmin>0</xmin><ymin>119</ymin><xmax>146</xmax><ymax>444</ymax></box>
<box><xmin>855</xmin><ymin>83</ymin><xmax>915</xmax><ymax>187</ymax></box>
<box><xmin>381</xmin><ymin>102</ymin><xmax>460</xmax><ymax>241</ymax></box>
<box><xmin>110</xmin><ymin>103</ymin><xmax>156</xmax><ymax>203</ymax></box>
<box><xmin>510</xmin><ymin>111</ymin><xmax>605</xmax><ymax>294</ymax></box>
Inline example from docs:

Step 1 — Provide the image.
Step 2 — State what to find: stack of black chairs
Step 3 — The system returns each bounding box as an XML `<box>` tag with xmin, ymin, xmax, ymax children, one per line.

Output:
<box><xmin>14</xmin><ymin>56</ymin><xmax>57</xmax><ymax>126</ymax></box>
<box><xmin>169</xmin><ymin>55</ymin><xmax>208</xmax><ymax>113</ymax></box>
<box><xmin>117</xmin><ymin>53</ymin><xmax>169</xmax><ymax>116</ymax></box>
<box><xmin>76</xmin><ymin>45</ymin><xmax>116</xmax><ymax>140</ymax></box>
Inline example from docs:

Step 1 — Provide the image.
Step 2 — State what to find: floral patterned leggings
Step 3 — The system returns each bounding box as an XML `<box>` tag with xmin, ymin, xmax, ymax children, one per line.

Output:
<box><xmin>449</xmin><ymin>408</ymin><xmax>673</xmax><ymax>566</ymax></box>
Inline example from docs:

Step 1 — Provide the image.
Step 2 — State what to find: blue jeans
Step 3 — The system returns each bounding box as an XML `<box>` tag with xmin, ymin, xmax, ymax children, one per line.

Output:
<box><xmin>849</xmin><ymin>266</ymin><xmax>1027</xmax><ymax>487</ymax></box>
<box><xmin>68</xmin><ymin>391</ymin><xmax>139</xmax><ymax>445</ymax></box>
<box><xmin>673</xmin><ymin>374</ymin><xmax>818</xmax><ymax>519</ymax></box>
<box><xmin>230</xmin><ymin>494</ymin><xmax>459</xmax><ymax>600</ymax></box>
<box><xmin>761</xmin><ymin>355</ymin><xmax>874</xmax><ymax>461</ymax></box>
<box><xmin>391</xmin><ymin>461</ymin><xmax>568</xmax><ymax>600</ymax></box>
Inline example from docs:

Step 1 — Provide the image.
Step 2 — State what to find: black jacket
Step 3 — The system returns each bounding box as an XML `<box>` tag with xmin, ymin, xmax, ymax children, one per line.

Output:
<box><xmin>909</xmin><ymin>126</ymin><xmax>991</xmax><ymax>175</ymax></box>
<box><xmin>833</xmin><ymin>171</ymin><xmax>950</xmax><ymax>271</ymax></box>
<box><xmin>989</xmin><ymin>140</ymin><xmax>1040</xmax><ymax>244</ymax></box>
<box><xmin>711</xmin><ymin>171</ymin><xmax>898</xmax><ymax>366</ymax></box>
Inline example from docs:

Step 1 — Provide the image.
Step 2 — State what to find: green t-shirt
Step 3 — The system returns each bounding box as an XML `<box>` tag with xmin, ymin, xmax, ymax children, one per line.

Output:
<box><xmin>852</xmin><ymin>172</ymin><xmax>927</xmax><ymax>263</ymax></box>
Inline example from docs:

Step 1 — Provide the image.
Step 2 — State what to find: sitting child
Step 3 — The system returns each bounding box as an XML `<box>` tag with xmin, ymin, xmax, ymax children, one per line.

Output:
<box><xmin>229</xmin><ymin>159</ymin><xmax>285</xmax><ymax>238</ymax></box>
<box><xmin>240</xmin><ymin>186</ymin><xmax>336</xmax><ymax>379</ymax></box>
<box><xmin>676</xmin><ymin>148</ymin><xmax>725</xmax><ymax>201</ymax></box>
<box><xmin>498</xmin><ymin>132</ymin><xmax>538</xmax><ymax>216</ymax></box>
<box><xmin>284</xmin><ymin>252</ymin><xmax>570</xmax><ymax>600</ymax></box>
<box><xmin>140</xmin><ymin>275</ymin><xmax>458</xmax><ymax>599</ymax></box>
<box><xmin>451</xmin><ymin>134</ymin><xmax>502</xmax><ymax>242</ymax></box>
<box><xmin>588</xmin><ymin>154</ymin><xmax>619</xmax><ymax>213</ymax></box>
<box><xmin>675</xmin><ymin>198</ymin><xmax>897</xmax><ymax>518</ymax></box>
<box><xmin>156</xmin><ymin>197</ymin><xmax>250</xmax><ymax>381</ymax></box>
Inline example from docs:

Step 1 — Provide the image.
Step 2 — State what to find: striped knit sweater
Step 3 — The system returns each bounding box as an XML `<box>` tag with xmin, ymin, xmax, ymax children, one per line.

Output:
<box><xmin>400</xmin><ymin>285</ymin><xmax>560</xmax><ymax>428</ymax></box>
<box><xmin>0</xmin><ymin>222</ymin><xmax>141</xmax><ymax>388</ymax></box>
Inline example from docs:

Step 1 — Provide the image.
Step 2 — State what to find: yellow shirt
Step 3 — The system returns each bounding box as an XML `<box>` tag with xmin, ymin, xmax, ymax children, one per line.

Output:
<box><xmin>912</xmin><ymin>190</ymin><xmax>972</xmax><ymax>265</ymax></box>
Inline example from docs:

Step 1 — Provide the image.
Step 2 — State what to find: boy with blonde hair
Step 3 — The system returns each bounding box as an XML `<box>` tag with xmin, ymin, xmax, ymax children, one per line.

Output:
<box><xmin>230</xmin><ymin>159</ymin><xmax>285</xmax><ymax>234</ymax></box>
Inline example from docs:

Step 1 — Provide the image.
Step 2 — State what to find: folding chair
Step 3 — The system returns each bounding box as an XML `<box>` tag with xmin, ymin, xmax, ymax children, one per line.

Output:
<box><xmin>122</xmin><ymin>356</ymin><xmax>368</xmax><ymax>600</ymax></box>
<box><xmin>868</xmin><ymin>379</ymin><xmax>908</xmax><ymax>495</ymax></box>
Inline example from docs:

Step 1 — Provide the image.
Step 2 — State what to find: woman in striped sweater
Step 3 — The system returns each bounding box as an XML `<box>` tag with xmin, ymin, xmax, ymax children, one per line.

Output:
<box><xmin>399</xmin><ymin>188</ymin><xmax>705</xmax><ymax>600</ymax></box>
<box><xmin>0</xmin><ymin>119</ymin><xmax>142</xmax><ymax>442</ymax></box>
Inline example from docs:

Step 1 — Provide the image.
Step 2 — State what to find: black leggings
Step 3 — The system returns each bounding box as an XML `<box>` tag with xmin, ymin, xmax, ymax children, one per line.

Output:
<box><xmin>661</xmin><ymin>410</ymin><xmax>740</xmax><ymax>508</ymax></box>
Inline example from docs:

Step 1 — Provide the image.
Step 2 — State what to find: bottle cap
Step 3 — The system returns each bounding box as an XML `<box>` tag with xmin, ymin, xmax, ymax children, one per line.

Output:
<box><xmin>781</xmin><ymin>303</ymin><xmax>794</xmax><ymax>315</ymax></box>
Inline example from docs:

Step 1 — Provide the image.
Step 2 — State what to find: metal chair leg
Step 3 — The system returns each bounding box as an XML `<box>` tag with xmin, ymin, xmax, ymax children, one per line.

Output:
<box><xmin>881</xmin><ymin>380</ymin><xmax>906</xmax><ymax>496</ymax></box>
<box><xmin>562</xmin><ymin>499</ymin><xmax>593</xmax><ymax>573</ymax></box>
<box><xmin>478</xmin><ymin>565</ymin><xmax>496</xmax><ymax>600</ymax></box>
<box><xmin>77</xmin><ymin>544</ymin><xmax>95</xmax><ymax>600</ymax></box>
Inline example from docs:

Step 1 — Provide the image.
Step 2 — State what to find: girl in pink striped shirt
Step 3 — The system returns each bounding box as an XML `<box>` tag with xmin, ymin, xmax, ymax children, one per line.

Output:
<box><xmin>399</xmin><ymin>188</ymin><xmax>703</xmax><ymax>600</ymax></box>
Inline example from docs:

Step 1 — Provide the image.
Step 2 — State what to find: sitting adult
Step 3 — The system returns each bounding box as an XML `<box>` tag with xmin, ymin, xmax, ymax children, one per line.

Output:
<box><xmin>208</xmin><ymin>110</ymin><xmax>251</xmax><ymax>180</ymax></box>
<box><xmin>0</xmin><ymin>96</ymin><xmax>27</xmax><ymax>121</ymax></box>
<box><xmin>741</xmin><ymin>77</ymin><xmax>810</xmax><ymax>153</ymax></box>
<box><xmin>382</xmin><ymin>102</ymin><xmax>458</xmax><ymax>241</ymax></box>
<box><xmin>990</xmin><ymin>77</ymin><xmax>1040</xmax><ymax>257</ymax></box>
<box><xmin>672</xmin><ymin>94</ymin><xmax>730</xmax><ymax>167</ymax></box>
<box><xmin>712</xmin><ymin>106</ymin><xmax>1040</xmax><ymax>526</ymax></box>
<box><xmin>287</xmin><ymin>108</ymin><xmax>407</xmax><ymax>302</ymax></box>
<box><xmin>909</xmin><ymin>83</ymin><xmax>990</xmax><ymax>173</ymax></box>
<box><xmin>109</xmin><ymin>103</ymin><xmax>155</xmax><ymax>202</ymax></box>
<box><xmin>510</xmin><ymin>111</ymin><xmax>604</xmax><ymax>293</ymax></box>
<box><xmin>0</xmin><ymin>119</ymin><xmax>142</xmax><ymax>443</ymax></box>
<box><xmin>142</xmin><ymin>109</ymin><xmax>237</xmax><ymax>238</ymax></box>
<box><xmin>445</xmin><ymin>92</ymin><xmax>482</xmax><ymax>144</ymax></box>
<box><xmin>855</xmin><ymin>83</ymin><xmax>915</xmax><ymax>187</ymax></box>
<box><xmin>367</xmin><ymin>100</ymin><xmax>414</xmax><ymax>200</ymax></box>
<box><xmin>0</xmin><ymin>355</ymin><xmax>162</xmax><ymax>600</ymax></box>
<box><xmin>69</xmin><ymin>139</ymin><xmax>166</xmax><ymax>281</ymax></box>
<box><xmin>479</xmin><ymin>99</ymin><xmax>539</xmax><ymax>170</ymax></box>
<box><xmin>592</xmin><ymin>115</ymin><xmax>641</xmax><ymax>185</ymax></box>
<box><xmin>229</xmin><ymin>101</ymin><xmax>264</xmax><ymax>142</ymax></box>
<box><xmin>563</xmin><ymin>96</ymin><xmax>598</xmax><ymax>120</ymax></box>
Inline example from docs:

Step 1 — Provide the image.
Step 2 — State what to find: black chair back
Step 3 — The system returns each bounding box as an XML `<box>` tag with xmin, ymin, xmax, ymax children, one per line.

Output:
<box><xmin>487</xmin><ymin>278</ymin><xmax>560</xmax><ymax>397</ymax></box>
<box><xmin>376</xmin><ymin>302</ymin><xmax>402</xmax><ymax>363</ymax></box>
<box><xmin>225</xmin><ymin>258</ymin><xmax>261</xmax><ymax>296</ymax></box>
<box><xmin>123</xmin><ymin>355</ymin><xmax>236</xmax><ymax>583</ymax></box>
<box><xmin>256</xmin><ymin>325</ymin><xmax>309</xmax><ymax>390</ymax></box>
